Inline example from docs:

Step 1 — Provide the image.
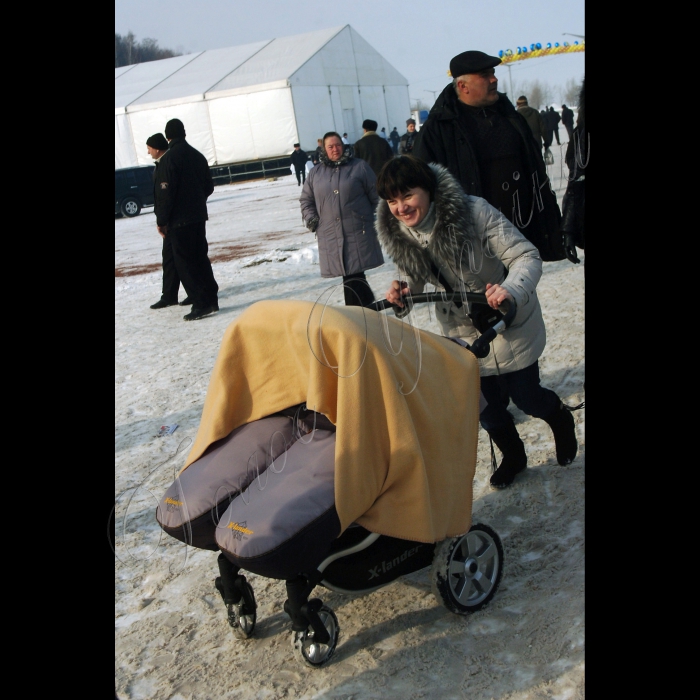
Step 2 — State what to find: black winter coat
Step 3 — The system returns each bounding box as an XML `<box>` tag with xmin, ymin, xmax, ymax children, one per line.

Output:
<box><xmin>413</xmin><ymin>85</ymin><xmax>564</xmax><ymax>261</ymax></box>
<box><xmin>156</xmin><ymin>137</ymin><xmax>214</xmax><ymax>229</ymax></box>
<box><xmin>352</xmin><ymin>133</ymin><xmax>394</xmax><ymax>176</ymax></box>
<box><xmin>561</xmin><ymin>122</ymin><xmax>586</xmax><ymax>250</ymax></box>
<box><xmin>290</xmin><ymin>148</ymin><xmax>309</xmax><ymax>170</ymax></box>
<box><xmin>561</xmin><ymin>106</ymin><xmax>574</xmax><ymax>129</ymax></box>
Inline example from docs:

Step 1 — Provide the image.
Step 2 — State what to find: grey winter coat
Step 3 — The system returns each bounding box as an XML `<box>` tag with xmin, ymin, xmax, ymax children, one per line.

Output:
<box><xmin>300</xmin><ymin>152</ymin><xmax>384</xmax><ymax>278</ymax></box>
<box><xmin>374</xmin><ymin>163</ymin><xmax>546</xmax><ymax>375</ymax></box>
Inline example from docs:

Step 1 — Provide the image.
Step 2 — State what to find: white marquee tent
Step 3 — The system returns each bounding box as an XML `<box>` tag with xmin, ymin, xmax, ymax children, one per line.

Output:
<box><xmin>115</xmin><ymin>25</ymin><xmax>411</xmax><ymax>170</ymax></box>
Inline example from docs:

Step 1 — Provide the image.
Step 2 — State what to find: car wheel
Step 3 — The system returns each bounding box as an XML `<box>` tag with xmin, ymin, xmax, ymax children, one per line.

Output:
<box><xmin>121</xmin><ymin>197</ymin><xmax>141</xmax><ymax>217</ymax></box>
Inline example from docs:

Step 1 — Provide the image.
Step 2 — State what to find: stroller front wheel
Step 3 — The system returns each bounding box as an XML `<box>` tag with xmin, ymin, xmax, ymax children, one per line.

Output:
<box><xmin>292</xmin><ymin>605</ymin><xmax>339</xmax><ymax>667</ymax></box>
<box><xmin>228</xmin><ymin>580</ymin><xmax>257</xmax><ymax>639</ymax></box>
<box><xmin>431</xmin><ymin>522</ymin><xmax>504</xmax><ymax>615</ymax></box>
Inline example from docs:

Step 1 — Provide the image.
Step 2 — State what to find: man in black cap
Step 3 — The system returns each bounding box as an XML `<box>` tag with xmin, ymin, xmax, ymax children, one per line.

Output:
<box><xmin>413</xmin><ymin>50</ymin><xmax>566</xmax><ymax>261</ymax></box>
<box><xmin>147</xmin><ymin>133</ymin><xmax>192</xmax><ymax>309</ymax></box>
<box><xmin>290</xmin><ymin>143</ymin><xmax>309</xmax><ymax>186</ymax></box>
<box><xmin>156</xmin><ymin>118</ymin><xmax>219</xmax><ymax>321</ymax></box>
<box><xmin>352</xmin><ymin>118</ymin><xmax>394</xmax><ymax>176</ymax></box>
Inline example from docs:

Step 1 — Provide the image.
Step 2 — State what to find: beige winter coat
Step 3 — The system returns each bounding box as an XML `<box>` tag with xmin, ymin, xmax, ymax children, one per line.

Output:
<box><xmin>375</xmin><ymin>163</ymin><xmax>546</xmax><ymax>375</ymax></box>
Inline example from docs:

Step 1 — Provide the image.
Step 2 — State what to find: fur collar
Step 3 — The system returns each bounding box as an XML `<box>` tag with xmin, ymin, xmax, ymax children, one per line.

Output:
<box><xmin>375</xmin><ymin>163</ymin><xmax>478</xmax><ymax>284</ymax></box>
<box><xmin>318</xmin><ymin>150</ymin><xmax>353</xmax><ymax>167</ymax></box>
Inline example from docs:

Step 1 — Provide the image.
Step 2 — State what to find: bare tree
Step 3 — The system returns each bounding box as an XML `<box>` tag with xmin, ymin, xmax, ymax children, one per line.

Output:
<box><xmin>115</xmin><ymin>32</ymin><xmax>181</xmax><ymax>67</ymax></box>
<box><xmin>560</xmin><ymin>78</ymin><xmax>583</xmax><ymax>107</ymax></box>
<box><xmin>410</xmin><ymin>98</ymin><xmax>431</xmax><ymax>112</ymax></box>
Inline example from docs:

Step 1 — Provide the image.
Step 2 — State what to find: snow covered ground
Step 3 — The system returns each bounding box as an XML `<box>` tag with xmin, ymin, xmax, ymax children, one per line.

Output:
<box><xmin>115</xmin><ymin>143</ymin><xmax>584</xmax><ymax>700</ymax></box>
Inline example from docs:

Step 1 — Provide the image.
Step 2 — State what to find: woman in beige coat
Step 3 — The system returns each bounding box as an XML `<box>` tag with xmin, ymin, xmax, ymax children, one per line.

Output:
<box><xmin>375</xmin><ymin>156</ymin><xmax>577</xmax><ymax>488</ymax></box>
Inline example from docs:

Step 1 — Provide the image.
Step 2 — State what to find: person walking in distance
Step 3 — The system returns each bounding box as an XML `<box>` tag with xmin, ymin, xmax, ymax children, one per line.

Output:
<box><xmin>290</xmin><ymin>143</ymin><xmax>308</xmax><ymax>186</ymax></box>
<box><xmin>156</xmin><ymin>118</ymin><xmax>219</xmax><ymax>321</ymax></box>
<box><xmin>147</xmin><ymin>132</ymin><xmax>192</xmax><ymax>309</ymax></box>
<box><xmin>561</xmin><ymin>104</ymin><xmax>575</xmax><ymax>142</ymax></box>
<box><xmin>548</xmin><ymin>106</ymin><xmax>561</xmax><ymax>145</ymax></box>
<box><xmin>389</xmin><ymin>126</ymin><xmax>400</xmax><ymax>154</ymax></box>
<box><xmin>516</xmin><ymin>95</ymin><xmax>547</xmax><ymax>151</ymax></box>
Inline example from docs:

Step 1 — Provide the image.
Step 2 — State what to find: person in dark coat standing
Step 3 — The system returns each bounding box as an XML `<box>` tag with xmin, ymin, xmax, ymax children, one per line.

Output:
<box><xmin>540</xmin><ymin>108</ymin><xmax>553</xmax><ymax>149</ymax></box>
<box><xmin>290</xmin><ymin>143</ymin><xmax>308</xmax><ymax>186</ymax></box>
<box><xmin>561</xmin><ymin>79</ymin><xmax>586</xmax><ymax>265</ymax></box>
<box><xmin>561</xmin><ymin>104</ymin><xmax>575</xmax><ymax>142</ymax></box>
<box><xmin>398</xmin><ymin>119</ymin><xmax>418</xmax><ymax>154</ymax></box>
<box><xmin>299</xmin><ymin>131</ymin><xmax>384</xmax><ymax>307</ymax></box>
<box><xmin>548</xmin><ymin>106</ymin><xmax>561</xmax><ymax>145</ymax></box>
<box><xmin>148</xmin><ymin>133</ymin><xmax>192</xmax><ymax>310</ymax></box>
<box><xmin>389</xmin><ymin>127</ymin><xmax>400</xmax><ymax>154</ymax></box>
<box><xmin>156</xmin><ymin>118</ymin><xmax>219</xmax><ymax>321</ymax></box>
<box><xmin>413</xmin><ymin>50</ymin><xmax>565</xmax><ymax>262</ymax></box>
<box><xmin>352</xmin><ymin>119</ymin><xmax>394</xmax><ymax>177</ymax></box>
<box><xmin>516</xmin><ymin>95</ymin><xmax>547</xmax><ymax>151</ymax></box>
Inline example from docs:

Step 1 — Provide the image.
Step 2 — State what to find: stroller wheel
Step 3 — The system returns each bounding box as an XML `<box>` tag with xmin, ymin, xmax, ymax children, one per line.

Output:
<box><xmin>431</xmin><ymin>522</ymin><xmax>504</xmax><ymax>615</ymax></box>
<box><xmin>292</xmin><ymin>605</ymin><xmax>339</xmax><ymax>667</ymax></box>
<box><xmin>227</xmin><ymin>581</ymin><xmax>257</xmax><ymax>639</ymax></box>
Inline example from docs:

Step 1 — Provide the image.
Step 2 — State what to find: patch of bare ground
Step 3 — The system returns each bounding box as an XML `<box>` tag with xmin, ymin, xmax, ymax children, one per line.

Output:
<box><xmin>115</xmin><ymin>232</ymin><xmax>293</xmax><ymax>276</ymax></box>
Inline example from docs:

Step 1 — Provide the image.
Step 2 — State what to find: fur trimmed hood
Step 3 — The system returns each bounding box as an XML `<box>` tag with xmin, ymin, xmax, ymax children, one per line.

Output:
<box><xmin>375</xmin><ymin>163</ymin><xmax>478</xmax><ymax>285</ymax></box>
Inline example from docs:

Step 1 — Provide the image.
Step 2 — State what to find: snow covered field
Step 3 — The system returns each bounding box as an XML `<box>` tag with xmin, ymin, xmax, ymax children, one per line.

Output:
<box><xmin>115</xmin><ymin>143</ymin><xmax>584</xmax><ymax>700</ymax></box>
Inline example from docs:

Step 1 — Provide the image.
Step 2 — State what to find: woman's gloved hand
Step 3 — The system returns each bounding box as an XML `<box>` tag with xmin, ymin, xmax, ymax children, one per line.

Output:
<box><xmin>306</xmin><ymin>216</ymin><xmax>319</xmax><ymax>233</ymax></box>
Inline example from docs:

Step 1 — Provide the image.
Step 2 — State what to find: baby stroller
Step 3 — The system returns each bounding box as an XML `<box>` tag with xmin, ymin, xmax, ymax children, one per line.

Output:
<box><xmin>156</xmin><ymin>292</ymin><xmax>514</xmax><ymax>667</ymax></box>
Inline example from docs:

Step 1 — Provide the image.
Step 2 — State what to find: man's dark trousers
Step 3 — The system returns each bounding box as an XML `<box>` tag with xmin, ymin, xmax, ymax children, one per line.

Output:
<box><xmin>160</xmin><ymin>234</ymin><xmax>188</xmax><ymax>303</ymax></box>
<box><xmin>169</xmin><ymin>222</ymin><xmax>219</xmax><ymax>309</ymax></box>
<box><xmin>295</xmin><ymin>168</ymin><xmax>305</xmax><ymax>185</ymax></box>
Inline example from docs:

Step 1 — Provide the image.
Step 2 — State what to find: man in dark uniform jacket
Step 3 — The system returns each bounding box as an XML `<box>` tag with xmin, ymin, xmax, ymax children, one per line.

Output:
<box><xmin>352</xmin><ymin>119</ymin><xmax>394</xmax><ymax>176</ymax></box>
<box><xmin>413</xmin><ymin>50</ymin><xmax>565</xmax><ymax>261</ymax></box>
<box><xmin>147</xmin><ymin>133</ymin><xmax>191</xmax><ymax>310</ymax></box>
<box><xmin>290</xmin><ymin>143</ymin><xmax>309</xmax><ymax>186</ymax></box>
<box><xmin>156</xmin><ymin>118</ymin><xmax>219</xmax><ymax>321</ymax></box>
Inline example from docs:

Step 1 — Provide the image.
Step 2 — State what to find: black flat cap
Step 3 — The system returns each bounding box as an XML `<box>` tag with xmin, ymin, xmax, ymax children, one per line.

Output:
<box><xmin>449</xmin><ymin>50</ymin><xmax>501</xmax><ymax>77</ymax></box>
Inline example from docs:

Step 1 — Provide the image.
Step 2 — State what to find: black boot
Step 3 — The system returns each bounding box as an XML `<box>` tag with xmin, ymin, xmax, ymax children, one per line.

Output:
<box><xmin>487</xmin><ymin>421</ymin><xmax>527</xmax><ymax>489</ymax></box>
<box><xmin>543</xmin><ymin>402</ymin><xmax>578</xmax><ymax>465</ymax></box>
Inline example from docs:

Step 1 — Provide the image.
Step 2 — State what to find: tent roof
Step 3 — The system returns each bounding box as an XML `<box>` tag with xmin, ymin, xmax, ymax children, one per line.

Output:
<box><xmin>116</xmin><ymin>26</ymin><xmax>346</xmax><ymax>112</ymax></box>
<box><xmin>115</xmin><ymin>25</ymin><xmax>408</xmax><ymax>113</ymax></box>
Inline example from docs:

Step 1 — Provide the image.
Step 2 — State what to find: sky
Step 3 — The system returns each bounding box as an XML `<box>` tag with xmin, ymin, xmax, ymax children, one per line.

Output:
<box><xmin>114</xmin><ymin>0</ymin><xmax>585</xmax><ymax>108</ymax></box>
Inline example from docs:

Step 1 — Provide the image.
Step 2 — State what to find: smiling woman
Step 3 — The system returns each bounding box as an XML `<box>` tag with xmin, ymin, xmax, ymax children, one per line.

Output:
<box><xmin>299</xmin><ymin>131</ymin><xmax>384</xmax><ymax>307</ymax></box>
<box><xmin>375</xmin><ymin>154</ymin><xmax>579</xmax><ymax>490</ymax></box>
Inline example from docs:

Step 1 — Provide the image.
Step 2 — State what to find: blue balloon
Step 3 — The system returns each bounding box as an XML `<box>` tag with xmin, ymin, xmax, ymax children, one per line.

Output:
<box><xmin>563</xmin><ymin>42</ymin><xmax>569</xmax><ymax>47</ymax></box>
<box><xmin>536</xmin><ymin>42</ymin><xmax>542</xmax><ymax>49</ymax></box>
<box><xmin>530</xmin><ymin>43</ymin><xmax>535</xmax><ymax>51</ymax></box>
<box><xmin>517</xmin><ymin>47</ymin><xmax>522</xmax><ymax>54</ymax></box>
<box><xmin>574</xmin><ymin>41</ymin><xmax>579</xmax><ymax>45</ymax></box>
<box><xmin>554</xmin><ymin>42</ymin><xmax>559</xmax><ymax>47</ymax></box>
<box><xmin>546</xmin><ymin>42</ymin><xmax>552</xmax><ymax>49</ymax></box>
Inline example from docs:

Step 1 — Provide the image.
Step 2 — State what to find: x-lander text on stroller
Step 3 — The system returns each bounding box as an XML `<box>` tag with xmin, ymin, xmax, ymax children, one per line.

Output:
<box><xmin>156</xmin><ymin>292</ymin><xmax>514</xmax><ymax>668</ymax></box>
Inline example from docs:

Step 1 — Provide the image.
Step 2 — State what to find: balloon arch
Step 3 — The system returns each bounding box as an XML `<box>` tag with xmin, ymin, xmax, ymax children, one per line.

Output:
<box><xmin>446</xmin><ymin>41</ymin><xmax>585</xmax><ymax>76</ymax></box>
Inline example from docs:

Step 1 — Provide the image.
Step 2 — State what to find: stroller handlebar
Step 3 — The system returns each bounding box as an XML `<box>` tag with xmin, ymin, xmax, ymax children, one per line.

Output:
<box><xmin>369</xmin><ymin>291</ymin><xmax>516</xmax><ymax>359</ymax></box>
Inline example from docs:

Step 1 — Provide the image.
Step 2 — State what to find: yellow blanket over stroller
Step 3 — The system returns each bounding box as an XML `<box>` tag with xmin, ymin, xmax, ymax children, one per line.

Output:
<box><xmin>182</xmin><ymin>300</ymin><xmax>481</xmax><ymax>544</ymax></box>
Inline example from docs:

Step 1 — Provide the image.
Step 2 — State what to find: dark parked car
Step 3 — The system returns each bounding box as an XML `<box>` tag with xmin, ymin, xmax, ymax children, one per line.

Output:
<box><xmin>115</xmin><ymin>165</ymin><xmax>156</xmax><ymax>217</ymax></box>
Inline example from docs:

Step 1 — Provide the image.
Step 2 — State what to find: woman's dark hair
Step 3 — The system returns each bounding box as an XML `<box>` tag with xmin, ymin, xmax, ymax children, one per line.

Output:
<box><xmin>376</xmin><ymin>155</ymin><xmax>437</xmax><ymax>201</ymax></box>
<box><xmin>322</xmin><ymin>131</ymin><xmax>343</xmax><ymax>146</ymax></box>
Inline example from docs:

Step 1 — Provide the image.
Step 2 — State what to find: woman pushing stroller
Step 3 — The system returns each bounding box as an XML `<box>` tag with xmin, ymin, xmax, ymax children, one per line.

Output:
<box><xmin>375</xmin><ymin>155</ymin><xmax>577</xmax><ymax>488</ymax></box>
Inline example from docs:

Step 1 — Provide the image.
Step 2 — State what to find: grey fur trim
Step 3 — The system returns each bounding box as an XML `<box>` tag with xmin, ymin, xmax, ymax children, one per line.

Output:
<box><xmin>375</xmin><ymin>163</ymin><xmax>480</xmax><ymax>284</ymax></box>
<box><xmin>318</xmin><ymin>151</ymin><xmax>352</xmax><ymax>167</ymax></box>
